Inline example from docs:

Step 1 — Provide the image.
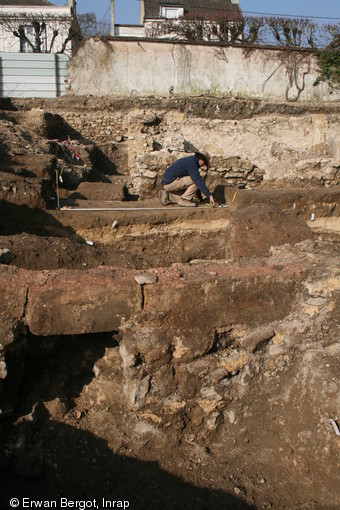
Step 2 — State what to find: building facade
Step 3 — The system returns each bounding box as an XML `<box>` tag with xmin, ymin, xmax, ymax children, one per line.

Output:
<box><xmin>0</xmin><ymin>0</ymin><xmax>76</xmax><ymax>55</ymax></box>
<box><xmin>113</xmin><ymin>0</ymin><xmax>242</xmax><ymax>39</ymax></box>
<box><xmin>141</xmin><ymin>0</ymin><xmax>242</xmax><ymax>22</ymax></box>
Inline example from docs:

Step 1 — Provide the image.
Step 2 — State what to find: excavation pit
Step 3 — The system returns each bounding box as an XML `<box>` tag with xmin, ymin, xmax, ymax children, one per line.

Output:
<box><xmin>0</xmin><ymin>97</ymin><xmax>339</xmax><ymax>510</ymax></box>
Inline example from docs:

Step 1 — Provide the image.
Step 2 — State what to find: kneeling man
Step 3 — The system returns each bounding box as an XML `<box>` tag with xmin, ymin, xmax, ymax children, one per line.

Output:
<box><xmin>160</xmin><ymin>152</ymin><xmax>216</xmax><ymax>208</ymax></box>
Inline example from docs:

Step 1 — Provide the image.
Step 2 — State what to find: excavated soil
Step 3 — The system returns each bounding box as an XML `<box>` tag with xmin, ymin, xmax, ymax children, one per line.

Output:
<box><xmin>0</xmin><ymin>96</ymin><xmax>339</xmax><ymax>510</ymax></box>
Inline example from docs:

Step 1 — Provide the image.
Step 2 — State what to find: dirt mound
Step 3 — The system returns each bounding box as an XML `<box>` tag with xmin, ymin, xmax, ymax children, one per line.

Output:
<box><xmin>0</xmin><ymin>234</ymin><xmax>141</xmax><ymax>270</ymax></box>
<box><xmin>226</xmin><ymin>203</ymin><xmax>314</xmax><ymax>257</ymax></box>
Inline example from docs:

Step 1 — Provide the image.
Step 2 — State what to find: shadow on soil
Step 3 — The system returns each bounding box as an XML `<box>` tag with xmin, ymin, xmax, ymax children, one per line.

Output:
<box><xmin>0</xmin><ymin>200</ymin><xmax>80</xmax><ymax>239</ymax></box>
<box><xmin>0</xmin><ymin>332</ymin><xmax>255</xmax><ymax>510</ymax></box>
<box><xmin>0</xmin><ymin>422</ymin><xmax>255</xmax><ymax>510</ymax></box>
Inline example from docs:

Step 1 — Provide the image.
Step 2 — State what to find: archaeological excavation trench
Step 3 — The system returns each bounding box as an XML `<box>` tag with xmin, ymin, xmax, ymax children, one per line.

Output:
<box><xmin>0</xmin><ymin>97</ymin><xmax>339</xmax><ymax>510</ymax></box>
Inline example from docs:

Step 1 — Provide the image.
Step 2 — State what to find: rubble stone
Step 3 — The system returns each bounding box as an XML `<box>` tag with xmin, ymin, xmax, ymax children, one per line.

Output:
<box><xmin>0</xmin><ymin>249</ymin><xmax>14</xmax><ymax>265</ymax></box>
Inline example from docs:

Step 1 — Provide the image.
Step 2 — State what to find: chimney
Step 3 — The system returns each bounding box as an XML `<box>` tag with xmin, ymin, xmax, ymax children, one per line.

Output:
<box><xmin>139</xmin><ymin>0</ymin><xmax>145</xmax><ymax>25</ymax></box>
<box><xmin>111</xmin><ymin>0</ymin><xmax>115</xmax><ymax>36</ymax></box>
<box><xmin>66</xmin><ymin>0</ymin><xmax>75</xmax><ymax>10</ymax></box>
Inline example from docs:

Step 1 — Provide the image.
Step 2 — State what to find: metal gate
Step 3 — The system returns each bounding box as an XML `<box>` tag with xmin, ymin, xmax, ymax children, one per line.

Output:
<box><xmin>0</xmin><ymin>52</ymin><xmax>68</xmax><ymax>98</ymax></box>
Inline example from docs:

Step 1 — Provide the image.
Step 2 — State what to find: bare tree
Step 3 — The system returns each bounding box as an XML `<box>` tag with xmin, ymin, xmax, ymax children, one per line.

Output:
<box><xmin>241</xmin><ymin>16</ymin><xmax>266</xmax><ymax>45</ymax></box>
<box><xmin>323</xmin><ymin>23</ymin><xmax>340</xmax><ymax>48</ymax></box>
<box><xmin>77</xmin><ymin>12</ymin><xmax>110</xmax><ymax>39</ymax></box>
<box><xmin>145</xmin><ymin>14</ymin><xmax>337</xmax><ymax>50</ymax></box>
<box><xmin>266</xmin><ymin>17</ymin><xmax>318</xmax><ymax>48</ymax></box>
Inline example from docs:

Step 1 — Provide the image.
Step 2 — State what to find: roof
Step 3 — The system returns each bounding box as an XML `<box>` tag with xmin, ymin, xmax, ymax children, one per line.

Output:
<box><xmin>144</xmin><ymin>0</ymin><xmax>242</xmax><ymax>20</ymax></box>
<box><xmin>0</xmin><ymin>0</ymin><xmax>54</xmax><ymax>6</ymax></box>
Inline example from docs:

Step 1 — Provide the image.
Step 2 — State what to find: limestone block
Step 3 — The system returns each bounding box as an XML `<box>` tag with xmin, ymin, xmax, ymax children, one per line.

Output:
<box><xmin>119</xmin><ymin>325</ymin><xmax>171</xmax><ymax>371</ymax></box>
<box><xmin>123</xmin><ymin>368</ymin><xmax>151</xmax><ymax>409</ymax></box>
<box><xmin>0</xmin><ymin>357</ymin><xmax>7</xmax><ymax>379</ymax></box>
<box><xmin>134</xmin><ymin>273</ymin><xmax>158</xmax><ymax>285</ymax></box>
<box><xmin>239</xmin><ymin>327</ymin><xmax>276</xmax><ymax>353</ymax></box>
<box><xmin>171</xmin><ymin>330</ymin><xmax>214</xmax><ymax>363</ymax></box>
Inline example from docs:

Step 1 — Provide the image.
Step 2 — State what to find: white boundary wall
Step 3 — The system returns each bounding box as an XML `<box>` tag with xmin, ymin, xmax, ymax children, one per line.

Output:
<box><xmin>67</xmin><ymin>38</ymin><xmax>340</xmax><ymax>102</ymax></box>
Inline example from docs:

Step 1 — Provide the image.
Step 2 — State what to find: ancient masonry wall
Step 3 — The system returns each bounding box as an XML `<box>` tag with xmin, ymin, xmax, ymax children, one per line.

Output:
<box><xmin>62</xmin><ymin>111</ymin><xmax>125</xmax><ymax>144</ymax></box>
<box><xmin>58</xmin><ymin>102</ymin><xmax>340</xmax><ymax>197</ymax></box>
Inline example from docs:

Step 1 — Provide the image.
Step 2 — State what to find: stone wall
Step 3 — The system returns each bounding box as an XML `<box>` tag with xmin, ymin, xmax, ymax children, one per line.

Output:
<box><xmin>67</xmin><ymin>38</ymin><xmax>340</xmax><ymax>102</ymax></box>
<box><xmin>59</xmin><ymin>101</ymin><xmax>340</xmax><ymax>197</ymax></box>
<box><xmin>5</xmin><ymin>97</ymin><xmax>340</xmax><ymax>199</ymax></box>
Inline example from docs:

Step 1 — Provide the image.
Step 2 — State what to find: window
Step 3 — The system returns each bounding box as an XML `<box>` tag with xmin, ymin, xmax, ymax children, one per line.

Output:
<box><xmin>160</xmin><ymin>6</ymin><xmax>184</xmax><ymax>19</ymax></box>
<box><xmin>20</xmin><ymin>24</ymin><xmax>47</xmax><ymax>53</ymax></box>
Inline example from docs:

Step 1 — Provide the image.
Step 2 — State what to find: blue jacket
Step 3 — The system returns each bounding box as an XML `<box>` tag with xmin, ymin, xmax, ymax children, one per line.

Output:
<box><xmin>161</xmin><ymin>156</ymin><xmax>211</xmax><ymax>197</ymax></box>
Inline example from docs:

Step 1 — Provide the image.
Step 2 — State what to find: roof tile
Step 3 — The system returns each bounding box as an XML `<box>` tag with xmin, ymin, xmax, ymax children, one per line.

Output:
<box><xmin>144</xmin><ymin>0</ymin><xmax>242</xmax><ymax>20</ymax></box>
<box><xmin>0</xmin><ymin>0</ymin><xmax>54</xmax><ymax>7</ymax></box>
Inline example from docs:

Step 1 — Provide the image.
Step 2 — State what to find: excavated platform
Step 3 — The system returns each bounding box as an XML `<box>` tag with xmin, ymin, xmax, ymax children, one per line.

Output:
<box><xmin>0</xmin><ymin>187</ymin><xmax>339</xmax><ymax>272</ymax></box>
<box><xmin>53</xmin><ymin>187</ymin><xmax>340</xmax><ymax>252</ymax></box>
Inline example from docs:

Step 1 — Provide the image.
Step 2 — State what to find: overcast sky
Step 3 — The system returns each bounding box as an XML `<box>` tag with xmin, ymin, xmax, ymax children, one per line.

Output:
<box><xmin>53</xmin><ymin>1</ymin><xmax>340</xmax><ymax>26</ymax></box>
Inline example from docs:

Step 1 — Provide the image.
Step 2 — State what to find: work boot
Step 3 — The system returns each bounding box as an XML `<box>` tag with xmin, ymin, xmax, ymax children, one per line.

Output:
<box><xmin>160</xmin><ymin>190</ymin><xmax>171</xmax><ymax>206</ymax></box>
<box><xmin>178</xmin><ymin>198</ymin><xmax>197</xmax><ymax>207</ymax></box>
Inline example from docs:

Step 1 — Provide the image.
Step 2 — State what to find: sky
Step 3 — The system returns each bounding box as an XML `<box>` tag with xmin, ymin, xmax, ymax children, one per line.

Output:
<box><xmin>52</xmin><ymin>1</ymin><xmax>340</xmax><ymax>27</ymax></box>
